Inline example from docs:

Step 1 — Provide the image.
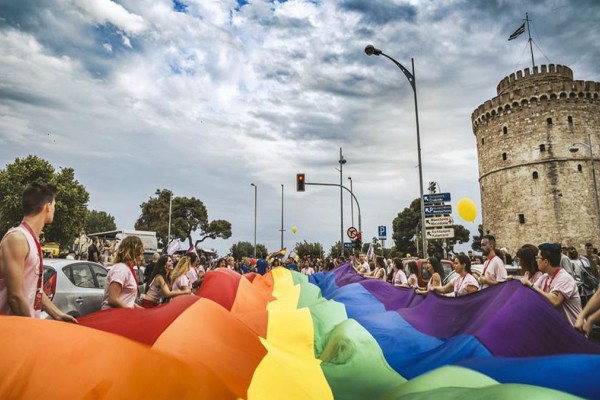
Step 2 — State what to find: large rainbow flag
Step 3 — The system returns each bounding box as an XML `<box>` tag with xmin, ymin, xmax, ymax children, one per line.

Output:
<box><xmin>1</xmin><ymin>264</ymin><xmax>599</xmax><ymax>399</ymax></box>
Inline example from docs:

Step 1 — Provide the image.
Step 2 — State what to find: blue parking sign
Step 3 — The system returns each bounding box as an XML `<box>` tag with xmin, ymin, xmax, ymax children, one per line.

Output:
<box><xmin>378</xmin><ymin>226</ymin><xmax>387</xmax><ymax>239</ymax></box>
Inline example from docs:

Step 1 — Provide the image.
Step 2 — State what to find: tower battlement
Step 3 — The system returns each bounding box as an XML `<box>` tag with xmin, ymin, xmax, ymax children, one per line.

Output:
<box><xmin>497</xmin><ymin>64</ymin><xmax>573</xmax><ymax>94</ymax></box>
<box><xmin>471</xmin><ymin>64</ymin><xmax>600</xmax><ymax>127</ymax></box>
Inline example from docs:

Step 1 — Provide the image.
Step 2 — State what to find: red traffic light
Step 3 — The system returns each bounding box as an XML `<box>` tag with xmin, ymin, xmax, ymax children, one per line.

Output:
<box><xmin>296</xmin><ymin>173</ymin><xmax>305</xmax><ymax>192</ymax></box>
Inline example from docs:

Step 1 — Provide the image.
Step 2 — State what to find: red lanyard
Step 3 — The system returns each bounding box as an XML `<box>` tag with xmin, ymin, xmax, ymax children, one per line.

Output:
<box><xmin>543</xmin><ymin>268</ymin><xmax>561</xmax><ymax>292</ymax></box>
<box><xmin>126</xmin><ymin>263</ymin><xmax>137</xmax><ymax>282</ymax></box>
<box><xmin>20</xmin><ymin>221</ymin><xmax>44</xmax><ymax>311</ymax></box>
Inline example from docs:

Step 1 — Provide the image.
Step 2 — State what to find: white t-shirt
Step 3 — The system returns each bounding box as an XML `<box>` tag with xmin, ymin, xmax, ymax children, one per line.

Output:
<box><xmin>101</xmin><ymin>263</ymin><xmax>138</xmax><ymax>310</ymax></box>
<box><xmin>451</xmin><ymin>273</ymin><xmax>479</xmax><ymax>296</ymax></box>
<box><xmin>393</xmin><ymin>269</ymin><xmax>408</xmax><ymax>286</ymax></box>
<box><xmin>535</xmin><ymin>268</ymin><xmax>582</xmax><ymax>326</ymax></box>
<box><xmin>481</xmin><ymin>255</ymin><xmax>507</xmax><ymax>289</ymax></box>
<box><xmin>172</xmin><ymin>274</ymin><xmax>190</xmax><ymax>291</ymax></box>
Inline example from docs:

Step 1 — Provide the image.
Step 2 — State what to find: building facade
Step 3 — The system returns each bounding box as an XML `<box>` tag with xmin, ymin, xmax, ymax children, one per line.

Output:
<box><xmin>472</xmin><ymin>64</ymin><xmax>600</xmax><ymax>254</ymax></box>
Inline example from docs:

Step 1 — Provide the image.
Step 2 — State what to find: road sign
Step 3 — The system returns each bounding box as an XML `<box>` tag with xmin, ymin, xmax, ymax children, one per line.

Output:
<box><xmin>343</xmin><ymin>242</ymin><xmax>354</xmax><ymax>249</ymax></box>
<box><xmin>423</xmin><ymin>192</ymin><xmax>451</xmax><ymax>203</ymax></box>
<box><xmin>425</xmin><ymin>216</ymin><xmax>454</xmax><ymax>227</ymax></box>
<box><xmin>426</xmin><ymin>227</ymin><xmax>455</xmax><ymax>239</ymax></box>
<box><xmin>378</xmin><ymin>225</ymin><xmax>387</xmax><ymax>240</ymax></box>
<box><xmin>424</xmin><ymin>204</ymin><xmax>452</xmax><ymax>216</ymax></box>
<box><xmin>347</xmin><ymin>226</ymin><xmax>358</xmax><ymax>239</ymax></box>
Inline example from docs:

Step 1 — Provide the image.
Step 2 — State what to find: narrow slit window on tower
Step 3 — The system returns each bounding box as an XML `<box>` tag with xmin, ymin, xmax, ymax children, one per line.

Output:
<box><xmin>578</xmin><ymin>164</ymin><xmax>583</xmax><ymax>172</ymax></box>
<box><xmin>547</xmin><ymin>117</ymin><xmax>553</xmax><ymax>126</ymax></box>
<box><xmin>503</xmin><ymin>126</ymin><xmax>508</xmax><ymax>135</ymax></box>
<box><xmin>533</xmin><ymin>171</ymin><xmax>539</xmax><ymax>179</ymax></box>
<box><xmin>502</xmin><ymin>152</ymin><xmax>507</xmax><ymax>160</ymax></box>
<box><xmin>519</xmin><ymin>214</ymin><xmax>525</xmax><ymax>224</ymax></box>
<box><xmin>540</xmin><ymin>144</ymin><xmax>546</xmax><ymax>152</ymax></box>
<box><xmin>568</xmin><ymin>116</ymin><xmax>573</xmax><ymax>126</ymax></box>
<box><xmin>481</xmin><ymin>137</ymin><xmax>485</xmax><ymax>145</ymax></box>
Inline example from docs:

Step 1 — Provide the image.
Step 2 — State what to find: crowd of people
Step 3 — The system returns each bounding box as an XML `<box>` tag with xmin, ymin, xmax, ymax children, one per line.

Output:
<box><xmin>1</xmin><ymin>182</ymin><xmax>600</xmax><ymax>342</ymax></box>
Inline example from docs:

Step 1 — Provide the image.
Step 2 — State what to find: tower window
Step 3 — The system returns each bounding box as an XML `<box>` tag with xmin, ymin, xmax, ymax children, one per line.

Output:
<box><xmin>481</xmin><ymin>138</ymin><xmax>485</xmax><ymax>145</ymax></box>
<box><xmin>533</xmin><ymin>171</ymin><xmax>539</xmax><ymax>179</ymax></box>
<box><xmin>540</xmin><ymin>144</ymin><xmax>546</xmax><ymax>152</ymax></box>
<box><xmin>519</xmin><ymin>214</ymin><xmax>525</xmax><ymax>224</ymax></box>
<box><xmin>502</xmin><ymin>152</ymin><xmax>507</xmax><ymax>160</ymax></box>
<box><xmin>568</xmin><ymin>116</ymin><xmax>573</xmax><ymax>126</ymax></box>
<box><xmin>503</xmin><ymin>126</ymin><xmax>508</xmax><ymax>135</ymax></box>
<box><xmin>546</xmin><ymin>117</ymin><xmax>553</xmax><ymax>126</ymax></box>
<box><xmin>578</xmin><ymin>164</ymin><xmax>583</xmax><ymax>172</ymax></box>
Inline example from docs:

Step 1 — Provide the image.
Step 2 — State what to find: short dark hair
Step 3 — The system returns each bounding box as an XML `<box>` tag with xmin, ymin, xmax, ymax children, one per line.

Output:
<box><xmin>538</xmin><ymin>242</ymin><xmax>561</xmax><ymax>267</ymax></box>
<box><xmin>22</xmin><ymin>182</ymin><xmax>56</xmax><ymax>216</ymax></box>
<box><xmin>483</xmin><ymin>234</ymin><xmax>496</xmax><ymax>248</ymax></box>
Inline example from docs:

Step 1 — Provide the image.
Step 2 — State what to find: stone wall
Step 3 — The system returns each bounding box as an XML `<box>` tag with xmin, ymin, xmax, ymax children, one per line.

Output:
<box><xmin>472</xmin><ymin>65</ymin><xmax>600</xmax><ymax>254</ymax></box>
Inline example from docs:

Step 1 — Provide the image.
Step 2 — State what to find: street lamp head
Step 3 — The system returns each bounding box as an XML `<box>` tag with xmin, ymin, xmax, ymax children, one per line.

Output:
<box><xmin>348</xmin><ymin>176</ymin><xmax>352</xmax><ymax>180</ymax></box>
<box><xmin>364</xmin><ymin>44</ymin><xmax>382</xmax><ymax>56</ymax></box>
<box><xmin>251</xmin><ymin>183</ymin><xmax>256</xmax><ymax>187</ymax></box>
<box><xmin>339</xmin><ymin>156</ymin><xmax>347</xmax><ymax>165</ymax></box>
<box><xmin>569</xmin><ymin>145</ymin><xmax>579</xmax><ymax>153</ymax></box>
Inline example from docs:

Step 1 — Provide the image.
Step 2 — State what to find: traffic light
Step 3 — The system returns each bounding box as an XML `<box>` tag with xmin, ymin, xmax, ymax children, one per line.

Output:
<box><xmin>354</xmin><ymin>233</ymin><xmax>362</xmax><ymax>249</ymax></box>
<box><xmin>296</xmin><ymin>173</ymin><xmax>305</xmax><ymax>192</ymax></box>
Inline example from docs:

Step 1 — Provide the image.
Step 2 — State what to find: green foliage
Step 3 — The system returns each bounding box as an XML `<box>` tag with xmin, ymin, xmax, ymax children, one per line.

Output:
<box><xmin>393</xmin><ymin>197</ymin><xmax>470</xmax><ymax>257</ymax></box>
<box><xmin>391</xmin><ymin>198</ymin><xmax>421</xmax><ymax>256</ymax></box>
<box><xmin>471</xmin><ymin>224</ymin><xmax>483</xmax><ymax>251</ymax></box>
<box><xmin>294</xmin><ymin>240</ymin><xmax>324</xmax><ymax>260</ymax></box>
<box><xmin>230</xmin><ymin>241</ymin><xmax>255</xmax><ymax>259</ymax></box>
<box><xmin>0</xmin><ymin>156</ymin><xmax>89</xmax><ymax>249</ymax></box>
<box><xmin>84</xmin><ymin>209</ymin><xmax>116</xmax><ymax>233</ymax></box>
<box><xmin>135</xmin><ymin>189</ymin><xmax>232</xmax><ymax>248</ymax></box>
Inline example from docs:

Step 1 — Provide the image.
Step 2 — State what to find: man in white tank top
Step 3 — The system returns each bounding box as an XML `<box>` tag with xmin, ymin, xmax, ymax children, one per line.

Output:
<box><xmin>0</xmin><ymin>182</ymin><xmax>77</xmax><ymax>323</ymax></box>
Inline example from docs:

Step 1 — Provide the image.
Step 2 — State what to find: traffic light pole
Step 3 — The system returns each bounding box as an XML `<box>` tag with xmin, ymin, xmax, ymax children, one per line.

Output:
<box><xmin>304</xmin><ymin>182</ymin><xmax>362</xmax><ymax>240</ymax></box>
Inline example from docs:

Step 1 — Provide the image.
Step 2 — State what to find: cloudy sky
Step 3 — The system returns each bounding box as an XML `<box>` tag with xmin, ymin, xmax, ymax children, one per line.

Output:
<box><xmin>1</xmin><ymin>0</ymin><xmax>598</xmax><ymax>256</ymax></box>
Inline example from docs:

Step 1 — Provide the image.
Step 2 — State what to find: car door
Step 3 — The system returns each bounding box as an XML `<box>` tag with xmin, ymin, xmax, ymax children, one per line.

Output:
<box><xmin>63</xmin><ymin>263</ymin><xmax>105</xmax><ymax>316</ymax></box>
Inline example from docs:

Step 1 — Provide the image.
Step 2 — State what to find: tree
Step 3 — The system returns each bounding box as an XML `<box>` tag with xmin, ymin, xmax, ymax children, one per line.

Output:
<box><xmin>84</xmin><ymin>209</ymin><xmax>116</xmax><ymax>233</ymax></box>
<box><xmin>135</xmin><ymin>189</ymin><xmax>231</xmax><ymax>248</ymax></box>
<box><xmin>0</xmin><ymin>156</ymin><xmax>89</xmax><ymax>249</ymax></box>
<box><xmin>471</xmin><ymin>224</ymin><xmax>484</xmax><ymax>251</ymax></box>
<box><xmin>230</xmin><ymin>241</ymin><xmax>257</xmax><ymax>260</ymax></box>
<box><xmin>392</xmin><ymin>198</ymin><xmax>422</xmax><ymax>257</ymax></box>
<box><xmin>392</xmin><ymin>197</ymin><xmax>470</xmax><ymax>258</ymax></box>
<box><xmin>294</xmin><ymin>240</ymin><xmax>324</xmax><ymax>260</ymax></box>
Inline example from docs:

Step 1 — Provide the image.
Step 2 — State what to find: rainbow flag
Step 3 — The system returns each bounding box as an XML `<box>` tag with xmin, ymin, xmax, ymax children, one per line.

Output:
<box><xmin>1</xmin><ymin>263</ymin><xmax>599</xmax><ymax>399</ymax></box>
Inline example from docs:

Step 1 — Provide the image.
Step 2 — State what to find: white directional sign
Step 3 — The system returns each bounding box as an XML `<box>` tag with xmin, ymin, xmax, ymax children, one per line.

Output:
<box><xmin>426</xmin><ymin>228</ymin><xmax>455</xmax><ymax>239</ymax></box>
<box><xmin>425</xmin><ymin>216</ymin><xmax>454</xmax><ymax>227</ymax></box>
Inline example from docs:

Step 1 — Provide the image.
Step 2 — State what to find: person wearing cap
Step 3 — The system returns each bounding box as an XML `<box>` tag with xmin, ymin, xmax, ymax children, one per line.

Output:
<box><xmin>521</xmin><ymin>242</ymin><xmax>581</xmax><ymax>326</ymax></box>
<box><xmin>478</xmin><ymin>234</ymin><xmax>507</xmax><ymax>289</ymax></box>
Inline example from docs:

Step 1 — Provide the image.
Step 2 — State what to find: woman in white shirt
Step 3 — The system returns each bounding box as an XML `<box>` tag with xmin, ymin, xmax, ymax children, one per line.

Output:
<box><xmin>431</xmin><ymin>254</ymin><xmax>479</xmax><ymax>297</ymax></box>
<box><xmin>392</xmin><ymin>258</ymin><xmax>408</xmax><ymax>286</ymax></box>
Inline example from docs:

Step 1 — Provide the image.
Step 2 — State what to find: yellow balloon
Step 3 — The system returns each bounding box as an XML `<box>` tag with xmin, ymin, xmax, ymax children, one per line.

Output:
<box><xmin>291</xmin><ymin>226</ymin><xmax>297</xmax><ymax>234</ymax></box>
<box><xmin>457</xmin><ymin>198</ymin><xmax>477</xmax><ymax>223</ymax></box>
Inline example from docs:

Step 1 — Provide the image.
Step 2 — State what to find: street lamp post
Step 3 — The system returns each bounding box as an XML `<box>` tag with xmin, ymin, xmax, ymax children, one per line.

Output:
<box><xmin>569</xmin><ymin>133</ymin><xmax>600</xmax><ymax>234</ymax></box>
<box><xmin>280</xmin><ymin>184</ymin><xmax>284</xmax><ymax>250</ymax></box>
<box><xmin>339</xmin><ymin>148</ymin><xmax>347</xmax><ymax>257</ymax></box>
<box><xmin>251</xmin><ymin>183</ymin><xmax>257</xmax><ymax>259</ymax></box>
<box><xmin>365</xmin><ymin>44</ymin><xmax>427</xmax><ymax>257</ymax></box>
<box><xmin>348</xmin><ymin>176</ymin><xmax>354</xmax><ymax>228</ymax></box>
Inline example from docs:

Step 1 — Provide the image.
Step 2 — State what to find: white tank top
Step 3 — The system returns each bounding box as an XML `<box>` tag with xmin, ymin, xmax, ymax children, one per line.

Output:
<box><xmin>0</xmin><ymin>226</ymin><xmax>42</xmax><ymax>318</ymax></box>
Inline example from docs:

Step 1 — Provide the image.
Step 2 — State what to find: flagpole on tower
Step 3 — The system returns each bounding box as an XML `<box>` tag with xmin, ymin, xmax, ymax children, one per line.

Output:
<box><xmin>525</xmin><ymin>12</ymin><xmax>535</xmax><ymax>69</ymax></box>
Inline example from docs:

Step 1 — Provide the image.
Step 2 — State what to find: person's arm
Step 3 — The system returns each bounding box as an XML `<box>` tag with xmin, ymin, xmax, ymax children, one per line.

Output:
<box><xmin>42</xmin><ymin>293</ymin><xmax>77</xmax><ymax>323</ymax></box>
<box><xmin>465</xmin><ymin>285</ymin><xmax>479</xmax><ymax>294</ymax></box>
<box><xmin>159</xmin><ymin>276</ymin><xmax>190</xmax><ymax>298</ymax></box>
<box><xmin>1</xmin><ymin>233</ymin><xmax>32</xmax><ymax>316</ymax></box>
<box><xmin>430</xmin><ymin>273</ymin><xmax>441</xmax><ymax>289</ymax></box>
<box><xmin>521</xmin><ymin>276</ymin><xmax>565</xmax><ymax>307</ymax></box>
<box><xmin>431</xmin><ymin>282</ymin><xmax>453</xmax><ymax>294</ymax></box>
<box><xmin>106</xmin><ymin>282</ymin><xmax>129</xmax><ymax>308</ymax></box>
<box><xmin>576</xmin><ymin>289</ymin><xmax>600</xmax><ymax>335</ymax></box>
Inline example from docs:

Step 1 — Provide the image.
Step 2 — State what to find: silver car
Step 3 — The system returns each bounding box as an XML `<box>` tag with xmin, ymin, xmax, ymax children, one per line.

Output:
<box><xmin>42</xmin><ymin>259</ymin><xmax>107</xmax><ymax>318</ymax></box>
